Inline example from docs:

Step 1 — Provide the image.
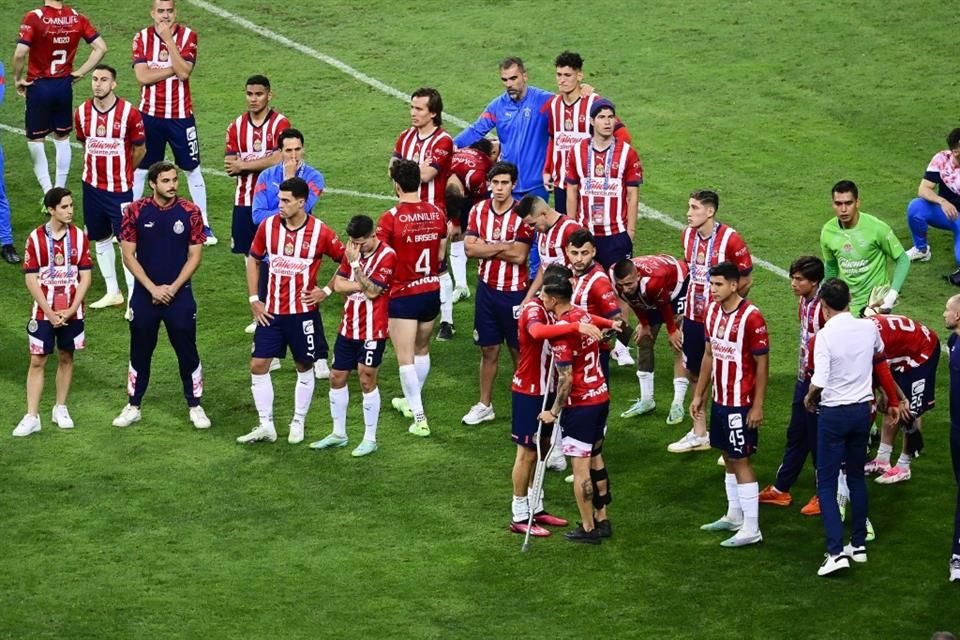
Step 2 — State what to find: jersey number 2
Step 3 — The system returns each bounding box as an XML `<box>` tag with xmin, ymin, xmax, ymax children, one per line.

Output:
<box><xmin>50</xmin><ymin>49</ymin><xmax>67</xmax><ymax>75</ymax></box>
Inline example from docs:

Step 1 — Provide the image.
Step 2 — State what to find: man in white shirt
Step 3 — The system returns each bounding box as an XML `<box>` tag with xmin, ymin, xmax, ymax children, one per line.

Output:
<box><xmin>804</xmin><ymin>278</ymin><xmax>907</xmax><ymax>576</ymax></box>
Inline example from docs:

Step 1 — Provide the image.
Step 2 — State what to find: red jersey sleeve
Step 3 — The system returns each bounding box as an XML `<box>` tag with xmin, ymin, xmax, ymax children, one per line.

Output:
<box><xmin>132</xmin><ymin>31</ymin><xmax>146</xmax><ymax>65</ymax></box>
<box><xmin>17</xmin><ymin>13</ymin><xmax>37</xmax><ymax>47</ymax></box>
<box><xmin>270</xmin><ymin>117</ymin><xmax>291</xmax><ymax>151</ymax></box>
<box><xmin>521</xmin><ymin>303</ymin><xmax>548</xmax><ymax>338</ymax></box>
<box><xmin>565</xmin><ymin>144</ymin><xmax>583</xmax><ymax>186</ymax></box>
<box><xmin>625</xmin><ymin>146</ymin><xmax>643</xmax><ymax>186</ymax></box>
<box><xmin>80</xmin><ymin>15</ymin><xmax>99</xmax><ymax>43</ymax></box>
<box><xmin>375</xmin><ymin>211</ymin><xmax>394</xmax><ymax>246</ymax></box>
<box><xmin>516</xmin><ymin>220</ymin><xmax>534</xmax><ymax>244</ymax></box>
<box><xmin>181</xmin><ymin>29</ymin><xmax>198</xmax><ymax>64</ymax></box>
<box><xmin>550</xmin><ymin>331</ymin><xmax>576</xmax><ymax>367</ymax></box>
<box><xmin>370</xmin><ymin>249</ymin><xmax>397</xmax><ymax>288</ymax></box>
<box><xmin>22</xmin><ymin>232</ymin><xmax>40</xmax><ymax>274</ymax></box>
<box><xmin>119</xmin><ymin>202</ymin><xmax>140</xmax><ymax>244</ymax></box>
<box><xmin>76</xmin><ymin>229</ymin><xmax>93</xmax><ymax>269</ymax></box>
<box><xmin>728</xmin><ymin>232</ymin><xmax>753</xmax><ymax>275</ymax></box>
<box><xmin>745</xmin><ymin>310</ymin><xmax>770</xmax><ymax>356</ymax></box>
<box><xmin>336</xmin><ymin>254</ymin><xmax>351</xmax><ymax>278</ymax></box>
<box><xmin>73</xmin><ymin>109</ymin><xmax>85</xmax><ymax>142</ymax></box>
<box><xmin>613</xmin><ymin>119</ymin><xmax>632</xmax><ymax>144</ymax></box>
<box><xmin>127</xmin><ymin>108</ymin><xmax>146</xmax><ymax>145</ymax></box>
<box><xmin>250</xmin><ymin>220</ymin><xmax>268</xmax><ymax>261</ymax></box>
<box><xmin>465</xmin><ymin>203</ymin><xmax>481</xmax><ymax>237</ymax></box>
<box><xmin>321</xmin><ymin>225</ymin><xmax>346</xmax><ymax>262</ymax></box>
<box><xmin>224</xmin><ymin>121</ymin><xmax>240</xmax><ymax>156</ymax></box>
<box><xmin>428</xmin><ymin>135</ymin><xmax>453</xmax><ymax>171</ymax></box>
<box><xmin>592</xmin><ymin>278</ymin><xmax>622</xmax><ymax>318</ymax></box>
<box><xmin>187</xmin><ymin>203</ymin><xmax>205</xmax><ymax>245</ymax></box>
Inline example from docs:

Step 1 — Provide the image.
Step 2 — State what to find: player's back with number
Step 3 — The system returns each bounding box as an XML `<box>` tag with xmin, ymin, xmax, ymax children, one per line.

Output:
<box><xmin>553</xmin><ymin>305</ymin><xmax>609</xmax><ymax>406</ymax></box>
<box><xmin>869</xmin><ymin>313</ymin><xmax>939</xmax><ymax>370</ymax></box>
<box><xmin>19</xmin><ymin>5</ymin><xmax>99</xmax><ymax>81</ymax></box>
<box><xmin>376</xmin><ymin>201</ymin><xmax>446</xmax><ymax>298</ymax></box>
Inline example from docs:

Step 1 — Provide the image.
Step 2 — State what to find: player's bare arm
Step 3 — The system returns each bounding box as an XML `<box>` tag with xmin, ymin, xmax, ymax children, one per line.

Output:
<box><xmin>540</xmin><ymin>364</ymin><xmax>572</xmax><ymax>424</ymax></box>
<box><xmin>464</xmin><ymin>235</ymin><xmax>506</xmax><ymax>259</ymax></box>
<box><xmin>225</xmin><ymin>150</ymin><xmax>280</xmax><ymax>177</ymax></box>
<box><xmin>155</xmin><ymin>23</ymin><xmax>193</xmax><ymax>81</ymax></box>
<box><xmin>65</xmin><ymin>269</ymin><xmax>93</xmax><ymax>322</ymax></box>
<box><xmin>24</xmin><ymin>273</ymin><xmax>62</xmax><ymax>326</ymax></box>
<box><xmin>246</xmin><ymin>254</ymin><xmax>273</xmax><ymax>325</ymax></box>
<box><xmin>12</xmin><ymin>44</ymin><xmax>31</xmax><ymax>95</ymax></box>
<box><xmin>803</xmin><ymin>383</ymin><xmax>822</xmax><ymax>413</ymax></box>
<box><xmin>133</xmin><ymin>61</ymin><xmax>175</xmax><ymax>86</ymax></box>
<box><xmin>737</xmin><ymin>273</ymin><xmax>754</xmax><ymax>298</ymax></box>
<box><xmin>132</xmin><ymin>143</ymin><xmax>147</xmax><ymax>170</ymax></box>
<box><xmin>566</xmin><ymin>184</ymin><xmax>579</xmax><ymax>220</ymax></box>
<box><xmin>746</xmin><ymin>352</ymin><xmax>768</xmax><ymax>428</ymax></box>
<box><xmin>690</xmin><ymin>341</ymin><xmax>714</xmax><ymax>420</ymax></box>
<box><xmin>626</xmin><ymin>185</ymin><xmax>638</xmax><ymax>240</ymax></box>
<box><xmin>71</xmin><ymin>36</ymin><xmax>108</xmax><ymax>81</ymax></box>
<box><xmin>494</xmin><ymin>241</ymin><xmax>530</xmax><ymax>265</ymax></box>
<box><xmin>919</xmin><ymin>177</ymin><xmax>959</xmax><ymax>219</ymax></box>
<box><xmin>121</xmin><ymin>240</ymin><xmax>163</xmax><ymax>304</ymax></box>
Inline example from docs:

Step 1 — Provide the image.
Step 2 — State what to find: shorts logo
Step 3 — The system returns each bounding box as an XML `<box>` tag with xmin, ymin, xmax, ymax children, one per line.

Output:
<box><xmin>28</xmin><ymin>319</ymin><xmax>38</xmax><ymax>333</ymax></box>
<box><xmin>364</xmin><ymin>340</ymin><xmax>377</xmax><ymax>350</ymax></box>
<box><xmin>173</xmin><ymin>220</ymin><xmax>185</xmax><ymax>235</ymax></box>
<box><xmin>302</xmin><ymin>320</ymin><xmax>315</xmax><ymax>335</ymax></box>
<box><xmin>512</xmin><ymin>305</ymin><xmax>521</xmax><ymax>320</ymax></box>
<box><xmin>728</xmin><ymin>413</ymin><xmax>743</xmax><ymax>430</ymax></box>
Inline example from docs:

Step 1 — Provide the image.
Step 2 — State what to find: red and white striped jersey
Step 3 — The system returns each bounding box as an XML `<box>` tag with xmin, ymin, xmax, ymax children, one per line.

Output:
<box><xmin>225</xmin><ymin>110</ymin><xmax>290</xmax><ymax>206</ymax></box>
<box><xmin>132</xmin><ymin>25</ymin><xmax>198</xmax><ymax>119</ymax></box>
<box><xmin>18</xmin><ymin>6</ymin><xmax>99</xmax><ymax>81</ymax></box>
<box><xmin>544</xmin><ymin>94</ymin><xmax>633</xmax><ymax>186</ymax></box>
<box><xmin>393</xmin><ymin>127</ymin><xmax>453</xmax><ymax>213</ymax></box>
<box><xmin>336</xmin><ymin>241</ymin><xmax>397</xmax><ymax>341</ymax></box>
<box><xmin>250</xmin><ymin>216</ymin><xmax>346</xmax><ymax>316</ymax></box>
<box><xmin>550</xmin><ymin>305</ymin><xmax>609</xmax><ymax>406</ymax></box>
<box><xmin>797</xmin><ymin>294</ymin><xmax>825</xmax><ymax>380</ymax></box>
<box><xmin>465</xmin><ymin>199</ymin><xmax>532</xmax><ymax>292</ymax></box>
<box><xmin>573</xmin><ymin>262</ymin><xmax>621</xmax><ymax>352</ymax></box>
<box><xmin>682</xmin><ymin>223</ymin><xmax>753</xmax><ymax>323</ymax></box>
<box><xmin>612</xmin><ymin>254</ymin><xmax>688</xmax><ymax>332</ymax></box>
<box><xmin>449</xmin><ymin>147</ymin><xmax>492</xmax><ymax>200</ymax></box>
<box><xmin>537</xmin><ymin>215</ymin><xmax>583</xmax><ymax>269</ymax></box>
<box><xmin>22</xmin><ymin>223</ymin><xmax>92</xmax><ymax>322</ymax></box>
<box><xmin>74</xmin><ymin>98</ymin><xmax>145</xmax><ymax>193</ymax></box>
<box><xmin>513</xmin><ymin>298</ymin><xmax>552</xmax><ymax>397</ymax></box>
<box><xmin>565</xmin><ymin>138</ymin><xmax>642</xmax><ymax>236</ymax></box>
<box><xmin>868</xmin><ymin>314</ymin><xmax>939</xmax><ymax>372</ymax></box>
<box><xmin>376</xmin><ymin>201</ymin><xmax>447</xmax><ymax>298</ymax></box>
<box><xmin>704</xmin><ymin>299</ymin><xmax>769</xmax><ymax>407</ymax></box>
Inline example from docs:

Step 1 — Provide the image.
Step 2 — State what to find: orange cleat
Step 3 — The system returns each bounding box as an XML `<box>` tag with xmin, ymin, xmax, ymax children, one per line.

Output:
<box><xmin>800</xmin><ymin>495</ymin><xmax>821</xmax><ymax>516</ymax></box>
<box><xmin>758</xmin><ymin>485</ymin><xmax>792</xmax><ymax>507</ymax></box>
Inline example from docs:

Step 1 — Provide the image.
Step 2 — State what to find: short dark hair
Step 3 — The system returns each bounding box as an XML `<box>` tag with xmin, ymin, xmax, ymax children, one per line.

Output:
<box><xmin>278</xmin><ymin>128</ymin><xmax>304</xmax><ymax>148</ymax></box>
<box><xmin>819</xmin><ymin>277</ymin><xmax>851</xmax><ymax>311</ymax></box>
<box><xmin>567</xmin><ymin>229</ymin><xmax>596</xmax><ymax>249</ymax></box>
<box><xmin>444</xmin><ymin>185</ymin><xmax>465</xmax><ymax>219</ymax></box>
<box><xmin>543</xmin><ymin>262</ymin><xmax>573</xmax><ymax>282</ymax></box>
<box><xmin>147</xmin><ymin>160</ymin><xmax>177</xmax><ymax>185</ymax></box>
<box><xmin>92</xmin><ymin>63</ymin><xmax>117</xmax><ymax>79</ymax></box>
<box><xmin>789</xmin><ymin>255</ymin><xmax>825</xmax><ymax>283</ymax></box>
<box><xmin>709</xmin><ymin>261</ymin><xmax>740</xmax><ymax>281</ymax></box>
<box><xmin>246</xmin><ymin>74</ymin><xmax>271</xmax><ymax>90</ymax></box>
<box><xmin>690</xmin><ymin>189</ymin><xmax>719</xmax><ymax>212</ymax></box>
<box><xmin>612</xmin><ymin>258</ymin><xmax>637</xmax><ymax>280</ymax></box>
<box><xmin>831</xmin><ymin>180</ymin><xmax>859</xmax><ymax>199</ymax></box>
<box><xmin>487</xmin><ymin>161</ymin><xmax>518</xmax><ymax>183</ymax></box>
<box><xmin>411</xmin><ymin>87</ymin><xmax>443</xmax><ymax>127</ymax></box>
<box><xmin>515</xmin><ymin>194</ymin><xmax>545</xmax><ymax>218</ymax></box>
<box><xmin>469</xmin><ymin>138</ymin><xmax>494</xmax><ymax>155</ymax></box>
<box><xmin>554</xmin><ymin>50</ymin><xmax>584</xmax><ymax>70</ymax></box>
<box><xmin>44</xmin><ymin>187</ymin><xmax>72</xmax><ymax>211</ymax></box>
<box><xmin>542</xmin><ymin>274</ymin><xmax>572</xmax><ymax>300</ymax></box>
<box><xmin>346</xmin><ymin>214</ymin><xmax>374</xmax><ymax>239</ymax></box>
<box><xmin>499</xmin><ymin>56</ymin><xmax>525</xmax><ymax>72</ymax></box>
<box><xmin>947</xmin><ymin>128</ymin><xmax>960</xmax><ymax>150</ymax></box>
<box><xmin>279</xmin><ymin>176</ymin><xmax>309</xmax><ymax>201</ymax></box>
<box><xmin>391</xmin><ymin>159</ymin><xmax>421</xmax><ymax>193</ymax></box>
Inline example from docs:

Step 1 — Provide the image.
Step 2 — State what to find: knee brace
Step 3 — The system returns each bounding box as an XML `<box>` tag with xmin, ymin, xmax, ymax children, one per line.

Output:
<box><xmin>590</xmin><ymin>467</ymin><xmax>611</xmax><ymax>509</ymax></box>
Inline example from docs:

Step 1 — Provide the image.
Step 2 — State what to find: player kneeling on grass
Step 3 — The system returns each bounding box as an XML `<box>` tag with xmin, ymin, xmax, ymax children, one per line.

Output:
<box><xmin>311</xmin><ymin>215</ymin><xmax>396</xmax><ymax>457</ymax></box>
<box><xmin>14</xmin><ymin>188</ymin><xmax>92</xmax><ymax>437</ymax></box>
<box><xmin>691</xmin><ymin>262</ymin><xmax>769</xmax><ymax>548</ymax></box>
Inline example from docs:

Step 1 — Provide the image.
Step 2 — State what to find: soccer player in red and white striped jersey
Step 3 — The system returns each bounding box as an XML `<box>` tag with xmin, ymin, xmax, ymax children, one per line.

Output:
<box><xmin>517</xmin><ymin>194</ymin><xmax>584</xmax><ymax>303</ymax></box>
<box><xmin>462</xmin><ymin>162</ymin><xmax>532</xmax><ymax>426</ymax></box>
<box><xmin>131</xmin><ymin>0</ymin><xmax>214</xmax><ymax>244</ymax></box>
<box><xmin>14</xmin><ymin>188</ymin><xmax>93</xmax><ymax>438</ymax></box>
<box><xmin>691</xmin><ymin>262</ymin><xmax>769</xmax><ymax>548</ymax></box>
<box><xmin>238</xmin><ymin>177</ymin><xmax>346</xmax><ymax>447</ymax></box>
<box><xmin>310</xmin><ymin>215</ymin><xmax>396</xmax><ymax>458</ymax></box>
<box><xmin>670</xmin><ymin>189</ymin><xmax>754</xmax><ymax>454</ymax></box>
<box><xmin>74</xmin><ymin>64</ymin><xmax>145</xmax><ymax>313</ymax></box>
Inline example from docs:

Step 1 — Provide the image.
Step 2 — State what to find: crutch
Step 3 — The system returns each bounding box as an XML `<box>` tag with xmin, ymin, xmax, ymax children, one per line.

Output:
<box><xmin>522</xmin><ymin>352</ymin><xmax>559</xmax><ymax>553</ymax></box>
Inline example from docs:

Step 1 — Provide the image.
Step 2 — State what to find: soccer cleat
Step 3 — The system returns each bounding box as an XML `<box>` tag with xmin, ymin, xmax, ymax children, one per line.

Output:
<box><xmin>620</xmin><ymin>398</ymin><xmax>655</xmax><ymax>418</ymax></box>
<box><xmin>720</xmin><ymin>530</ymin><xmax>763</xmax><ymax>547</ymax></box>
<box><xmin>864</xmin><ymin>458</ymin><xmax>891</xmax><ymax>475</ymax></box>
<box><xmin>534</xmin><ymin>512</ymin><xmax>569</xmax><ymax>528</ymax></box>
<box><xmin>595</xmin><ymin>519</ymin><xmax>613</xmax><ymax>538</ymax></box>
<box><xmin>310</xmin><ymin>433</ymin><xmax>348</xmax><ymax>450</ymax></box>
<box><xmin>452</xmin><ymin>287</ymin><xmax>471</xmax><ymax>304</ymax></box>
<box><xmin>946</xmin><ymin>268</ymin><xmax>960</xmax><ymax>287</ymax></box>
<box><xmin>865</xmin><ymin>518</ymin><xmax>876</xmax><ymax>542</ymax></box>
<box><xmin>564</xmin><ymin>523</ymin><xmax>602</xmax><ymax>545</ymax></box>
<box><xmin>51</xmin><ymin>405</ymin><xmax>74</xmax><ymax>429</ymax></box>
<box><xmin>461</xmin><ymin>402</ymin><xmax>495</xmax><ymax>425</ymax></box>
<box><xmin>546</xmin><ymin>447</ymin><xmax>567</xmax><ymax>472</ymax></box>
<box><xmin>408</xmin><ymin>421</ymin><xmax>431</xmax><ymax>437</ymax></box>
<box><xmin>313</xmin><ymin>359</ymin><xmax>330</xmax><ymax>380</ymax></box>
<box><xmin>12</xmin><ymin>414</ymin><xmax>41</xmax><ymax>437</ymax></box>
<box><xmin>288</xmin><ymin>419</ymin><xmax>305</xmax><ymax>444</ymax></box>
<box><xmin>843</xmin><ymin>543</ymin><xmax>867</xmax><ymax>563</ymax></box>
<box><xmin>269</xmin><ymin>358</ymin><xmax>282</xmax><ymax>372</ymax></box>
<box><xmin>189</xmin><ymin>406</ymin><xmax>211</xmax><ymax>429</ymax></box>
<box><xmin>244</xmin><ymin>321</ymin><xmax>256</xmax><ymax>334</ymax></box>
<box><xmin>666</xmin><ymin>402</ymin><xmax>685</xmax><ymax>425</ymax></box>
<box><xmin>612</xmin><ymin>344</ymin><xmax>635</xmax><ymax>367</ymax></box>
<box><xmin>758</xmin><ymin>485</ymin><xmax>792</xmax><ymax>507</ymax></box>
<box><xmin>838</xmin><ymin>492</ymin><xmax>848</xmax><ymax>522</ymax></box>
<box><xmin>112</xmin><ymin>404</ymin><xmax>141</xmax><ymax>428</ymax></box>
<box><xmin>391</xmin><ymin>397</ymin><xmax>413</xmax><ymax>419</ymax></box>
<box><xmin>717</xmin><ymin>454</ymin><xmax>726</xmax><ymax>466</ymax></box>
<box><xmin>563</xmin><ymin>474</ymin><xmax>574</xmax><ymax>484</ymax></box>
<box><xmin>667</xmin><ymin>429</ymin><xmax>711</xmax><ymax>453</ymax></box>
<box><xmin>89</xmin><ymin>292</ymin><xmax>125</xmax><ymax>309</ymax></box>
<box><xmin>905</xmin><ymin>245</ymin><xmax>932</xmax><ymax>262</ymax></box>
<box><xmin>950</xmin><ymin>555</ymin><xmax>960</xmax><ymax>582</ymax></box>
<box><xmin>236</xmin><ymin>424</ymin><xmax>277</xmax><ymax>444</ymax></box>
<box><xmin>510</xmin><ymin>520</ymin><xmax>550</xmax><ymax>537</ymax></box>
<box><xmin>2</xmin><ymin>244</ymin><xmax>22</xmax><ymax>264</ymax></box>
<box><xmin>818</xmin><ymin>553</ymin><xmax>851</xmax><ymax>576</ymax></box>
<box><xmin>800</xmin><ymin>495</ymin><xmax>821</xmax><ymax>516</ymax></box>
<box><xmin>351</xmin><ymin>440</ymin><xmax>378</xmax><ymax>457</ymax></box>
<box><xmin>875</xmin><ymin>465</ymin><xmax>911</xmax><ymax>485</ymax></box>
<box><xmin>700</xmin><ymin>516</ymin><xmax>743</xmax><ymax>532</ymax></box>
<box><xmin>436</xmin><ymin>322</ymin><xmax>455</xmax><ymax>341</ymax></box>
<box><xmin>203</xmin><ymin>226</ymin><xmax>218</xmax><ymax>246</ymax></box>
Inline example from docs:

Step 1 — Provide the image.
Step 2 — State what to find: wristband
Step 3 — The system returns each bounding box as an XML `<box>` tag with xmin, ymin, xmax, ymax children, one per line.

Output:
<box><xmin>322</xmin><ymin>286</ymin><xmax>332</xmax><ymax>296</ymax></box>
<box><xmin>248</xmin><ymin>294</ymin><xmax>259</xmax><ymax>304</ymax></box>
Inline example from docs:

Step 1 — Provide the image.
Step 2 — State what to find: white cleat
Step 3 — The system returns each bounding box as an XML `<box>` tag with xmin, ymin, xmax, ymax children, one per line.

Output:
<box><xmin>452</xmin><ymin>287</ymin><xmax>471</xmax><ymax>304</ymax></box>
<box><xmin>112</xmin><ymin>404</ymin><xmax>141</xmax><ymax>427</ymax></box>
<box><xmin>843</xmin><ymin>543</ymin><xmax>867</xmax><ymax>563</ymax></box>
<box><xmin>818</xmin><ymin>553</ymin><xmax>851</xmax><ymax>577</ymax></box>
<box><xmin>89</xmin><ymin>292</ymin><xmax>125</xmax><ymax>309</ymax></box>
<box><xmin>905</xmin><ymin>246</ymin><xmax>931</xmax><ymax>262</ymax></box>
<box><xmin>51</xmin><ymin>405</ymin><xmax>74</xmax><ymax>429</ymax></box>
<box><xmin>667</xmin><ymin>429</ymin><xmax>711</xmax><ymax>453</ymax></box>
<box><xmin>314</xmin><ymin>359</ymin><xmax>330</xmax><ymax>380</ymax></box>
<box><xmin>288</xmin><ymin>419</ymin><xmax>305</xmax><ymax>444</ymax></box>
<box><xmin>13</xmin><ymin>414</ymin><xmax>41</xmax><ymax>437</ymax></box>
<box><xmin>189</xmin><ymin>406</ymin><xmax>211</xmax><ymax>429</ymax></box>
<box><xmin>269</xmin><ymin>358</ymin><xmax>282</xmax><ymax>372</ymax></box>
<box><xmin>950</xmin><ymin>555</ymin><xmax>960</xmax><ymax>582</ymax></box>
<box><xmin>244</xmin><ymin>321</ymin><xmax>257</xmax><ymax>334</ymax></box>
<box><xmin>236</xmin><ymin>424</ymin><xmax>277</xmax><ymax>444</ymax></box>
<box><xmin>612</xmin><ymin>343</ymin><xmax>635</xmax><ymax>367</ymax></box>
<box><xmin>461</xmin><ymin>402</ymin><xmax>495</xmax><ymax>425</ymax></box>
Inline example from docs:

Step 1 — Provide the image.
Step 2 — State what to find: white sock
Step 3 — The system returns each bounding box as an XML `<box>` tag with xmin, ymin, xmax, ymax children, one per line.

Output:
<box><xmin>838</xmin><ymin>471</ymin><xmax>849</xmax><ymax>499</ymax></box>
<box><xmin>53</xmin><ymin>138</ymin><xmax>71</xmax><ymax>188</ymax></box>
<box><xmin>293</xmin><ymin>369</ymin><xmax>315</xmax><ymax>422</ymax></box>
<box><xmin>28</xmin><ymin>142</ymin><xmax>53</xmax><ymax>193</ymax></box>
<box><xmin>896</xmin><ymin>452</ymin><xmax>912</xmax><ymax>470</ymax></box>
<box><xmin>329</xmin><ymin>385</ymin><xmax>349</xmax><ymax>438</ymax></box>
<box><xmin>738</xmin><ymin>481</ymin><xmax>760</xmax><ymax>535</ymax></box>
<box><xmin>637</xmin><ymin>371</ymin><xmax>654</xmax><ymax>403</ymax></box>
<box><xmin>672</xmin><ymin>377</ymin><xmax>689</xmax><ymax>406</ymax></box>
<box><xmin>439</xmin><ymin>271</ymin><xmax>454</xmax><ymax>324</ymax></box>
<box><xmin>362</xmin><ymin>387</ymin><xmax>380</xmax><ymax>442</ymax></box>
<box><xmin>451</xmin><ymin>240</ymin><xmax>468</xmax><ymax>289</ymax></box>
<box><xmin>133</xmin><ymin>169</ymin><xmax>148</xmax><ymax>201</ymax></box>
<box><xmin>95</xmin><ymin>239</ymin><xmax>120</xmax><ymax>296</ymax></box>
<box><xmin>876</xmin><ymin>442</ymin><xmax>893</xmax><ymax>464</ymax></box>
<box><xmin>123</xmin><ymin>263</ymin><xmax>135</xmax><ymax>297</ymax></box>
<box><xmin>724</xmin><ymin>473</ymin><xmax>743</xmax><ymax>522</ymax></box>
<box><xmin>250</xmin><ymin>373</ymin><xmax>274</xmax><ymax>425</ymax></box>
<box><xmin>399</xmin><ymin>364</ymin><xmax>425</xmax><ymax>423</ymax></box>
<box><xmin>512</xmin><ymin>495</ymin><xmax>529</xmax><ymax>522</ymax></box>
<box><xmin>414</xmin><ymin>354</ymin><xmax>431</xmax><ymax>391</ymax></box>
<box><xmin>186</xmin><ymin>167</ymin><xmax>209</xmax><ymax>226</ymax></box>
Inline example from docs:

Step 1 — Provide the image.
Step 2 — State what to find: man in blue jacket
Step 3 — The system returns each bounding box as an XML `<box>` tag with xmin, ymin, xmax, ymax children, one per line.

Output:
<box><xmin>0</xmin><ymin>62</ymin><xmax>20</xmax><ymax>264</ymax></box>
<box><xmin>252</xmin><ymin>128</ymin><xmax>324</xmax><ymax>224</ymax></box>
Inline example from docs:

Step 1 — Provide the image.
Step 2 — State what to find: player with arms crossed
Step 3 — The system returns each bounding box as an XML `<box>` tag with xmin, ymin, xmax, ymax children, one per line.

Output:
<box><xmin>692</xmin><ymin>262</ymin><xmax>769</xmax><ymax>548</ymax></box>
<box><xmin>12</xmin><ymin>1</ymin><xmax>107</xmax><ymax>195</ymax></box>
<box><xmin>311</xmin><ymin>215</ymin><xmax>396</xmax><ymax>458</ymax></box>
<box><xmin>13</xmin><ymin>188</ymin><xmax>92</xmax><ymax>437</ymax></box>
<box><xmin>379</xmin><ymin>160</ymin><xmax>448</xmax><ymax>437</ymax></box>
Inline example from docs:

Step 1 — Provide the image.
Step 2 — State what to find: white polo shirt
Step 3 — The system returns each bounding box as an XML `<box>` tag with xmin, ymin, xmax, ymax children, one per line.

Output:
<box><xmin>811</xmin><ymin>311</ymin><xmax>885</xmax><ymax>407</ymax></box>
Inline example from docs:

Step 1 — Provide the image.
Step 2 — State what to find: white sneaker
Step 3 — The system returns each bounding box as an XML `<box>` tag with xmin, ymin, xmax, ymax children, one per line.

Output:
<box><xmin>269</xmin><ymin>358</ymin><xmax>282</xmax><ymax>372</ymax></box>
<box><xmin>112</xmin><ymin>404</ymin><xmax>141</xmax><ymax>427</ymax></box>
<box><xmin>89</xmin><ymin>292</ymin><xmax>124</xmax><ymax>309</ymax></box>
<box><xmin>546</xmin><ymin>445</ymin><xmax>567</xmax><ymax>472</ymax></box>
<box><xmin>12</xmin><ymin>414</ymin><xmax>41</xmax><ymax>437</ymax></box>
<box><xmin>452</xmin><ymin>287</ymin><xmax>471</xmax><ymax>304</ymax></box>
<box><xmin>612</xmin><ymin>342</ymin><xmax>635</xmax><ymax>366</ymax></box>
<box><xmin>818</xmin><ymin>553</ymin><xmax>851</xmax><ymax>576</ymax></box>
<box><xmin>717</xmin><ymin>454</ymin><xmax>725</xmax><ymax>466</ymax></box>
<box><xmin>244</xmin><ymin>321</ymin><xmax>257</xmax><ymax>334</ymax></box>
<box><xmin>236</xmin><ymin>423</ymin><xmax>277</xmax><ymax>444</ymax></box>
<box><xmin>288</xmin><ymin>419</ymin><xmax>305</xmax><ymax>444</ymax></box>
<box><xmin>189</xmin><ymin>406</ymin><xmax>211</xmax><ymax>429</ymax></box>
<box><xmin>314</xmin><ymin>359</ymin><xmax>330</xmax><ymax>380</ymax></box>
<box><xmin>843</xmin><ymin>543</ymin><xmax>867</xmax><ymax>563</ymax></box>
<box><xmin>51</xmin><ymin>405</ymin><xmax>74</xmax><ymax>429</ymax></box>
<box><xmin>462</xmin><ymin>402</ymin><xmax>495</xmax><ymax>425</ymax></box>
<box><xmin>950</xmin><ymin>555</ymin><xmax>960</xmax><ymax>582</ymax></box>
<box><xmin>905</xmin><ymin>246</ymin><xmax>931</xmax><ymax>262</ymax></box>
<box><xmin>667</xmin><ymin>429</ymin><xmax>711</xmax><ymax>453</ymax></box>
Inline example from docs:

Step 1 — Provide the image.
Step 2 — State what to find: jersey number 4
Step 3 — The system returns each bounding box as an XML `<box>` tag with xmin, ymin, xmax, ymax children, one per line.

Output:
<box><xmin>415</xmin><ymin>248</ymin><xmax>432</xmax><ymax>277</ymax></box>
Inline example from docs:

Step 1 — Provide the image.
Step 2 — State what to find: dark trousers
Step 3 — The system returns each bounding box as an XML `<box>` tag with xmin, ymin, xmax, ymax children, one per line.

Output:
<box><xmin>952</xmin><ymin>421</ymin><xmax>960</xmax><ymax>556</ymax></box>
<box><xmin>128</xmin><ymin>290</ymin><xmax>202</xmax><ymax>408</ymax></box>
<box><xmin>816</xmin><ymin>402</ymin><xmax>871</xmax><ymax>555</ymax></box>
<box><xmin>774</xmin><ymin>378</ymin><xmax>819</xmax><ymax>492</ymax></box>
<box><xmin>257</xmin><ymin>260</ymin><xmax>329</xmax><ymax>359</ymax></box>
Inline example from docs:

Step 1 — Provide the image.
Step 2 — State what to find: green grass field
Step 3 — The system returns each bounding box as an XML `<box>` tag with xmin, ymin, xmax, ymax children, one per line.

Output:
<box><xmin>1</xmin><ymin>1</ymin><xmax>958</xmax><ymax>637</ymax></box>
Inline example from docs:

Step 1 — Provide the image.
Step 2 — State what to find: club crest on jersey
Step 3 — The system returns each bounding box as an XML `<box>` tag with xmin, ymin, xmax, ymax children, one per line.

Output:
<box><xmin>96</xmin><ymin>124</ymin><xmax>106</xmax><ymax>137</ymax></box>
<box><xmin>594</xmin><ymin>163</ymin><xmax>605</xmax><ymax>177</ymax></box>
<box><xmin>54</xmin><ymin>252</ymin><xmax>64</xmax><ymax>265</ymax></box>
<box><xmin>284</xmin><ymin>242</ymin><xmax>295</xmax><ymax>256</ymax></box>
<box><xmin>159</xmin><ymin>48</ymin><xmax>169</xmax><ymax>62</ymax></box>
<box><xmin>842</xmin><ymin>242</ymin><xmax>853</xmax><ymax>253</ymax></box>
<box><xmin>253</xmin><ymin>139</ymin><xmax>262</xmax><ymax>152</ymax></box>
<box><xmin>173</xmin><ymin>220</ymin><xmax>185</xmax><ymax>235</ymax></box>
<box><xmin>564</xmin><ymin>118</ymin><xmax>574</xmax><ymax>131</ymax></box>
